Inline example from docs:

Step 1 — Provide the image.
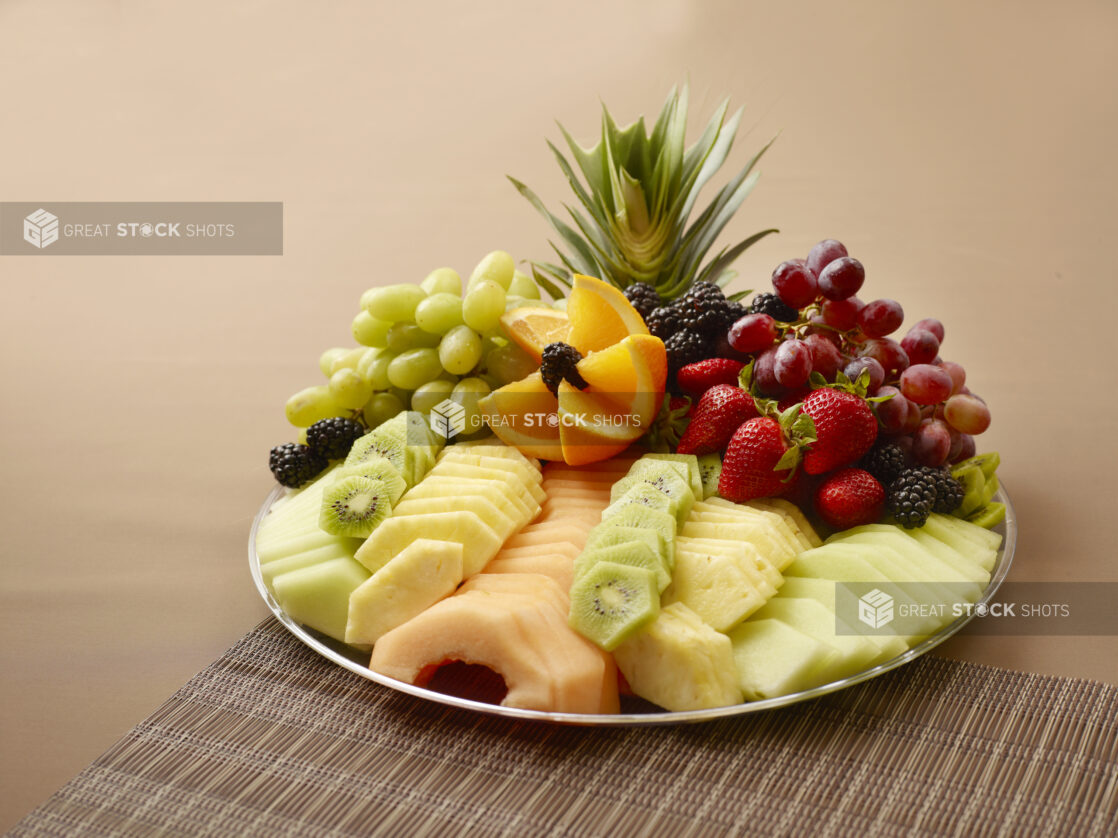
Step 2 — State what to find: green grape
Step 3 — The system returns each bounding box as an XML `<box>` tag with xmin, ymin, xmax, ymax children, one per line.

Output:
<box><xmin>486</xmin><ymin>342</ymin><xmax>538</xmax><ymax>385</ymax></box>
<box><xmin>329</xmin><ymin>346</ymin><xmax>368</xmax><ymax>376</ymax></box>
<box><xmin>319</xmin><ymin>347</ymin><xmax>349</xmax><ymax>378</ymax></box>
<box><xmin>452</xmin><ymin>376</ymin><xmax>491</xmax><ymax>436</ymax></box>
<box><xmin>329</xmin><ymin>368</ymin><xmax>373</xmax><ymax>410</ymax></box>
<box><xmin>359</xmin><ymin>286</ymin><xmax>380</xmax><ymax>311</ymax></box>
<box><xmin>462</xmin><ymin>279</ymin><xmax>506</xmax><ymax>333</ymax></box>
<box><xmin>414</xmin><ymin>292</ymin><xmax>465</xmax><ymax>334</ymax></box>
<box><xmin>438</xmin><ymin>325</ymin><xmax>483</xmax><ymax>376</ymax></box>
<box><xmin>552</xmin><ymin>297</ymin><xmax>568</xmax><ymax>312</ymax></box>
<box><xmin>364</xmin><ymin>284</ymin><xmax>427</xmax><ymax>322</ymax></box>
<box><xmin>508</xmin><ymin>270</ymin><xmax>541</xmax><ymax>299</ymax></box>
<box><xmin>355</xmin><ymin>348</ymin><xmax>380</xmax><ymax>383</ymax></box>
<box><xmin>388</xmin><ymin>348</ymin><xmax>443</xmax><ymax>390</ymax></box>
<box><xmin>362</xmin><ymin>392</ymin><xmax>405</xmax><ymax>428</ymax></box>
<box><xmin>468</xmin><ymin>250</ymin><xmax>515</xmax><ymax>291</ymax></box>
<box><xmin>352</xmin><ymin>311</ymin><xmax>392</xmax><ymax>347</ymax></box>
<box><xmin>285</xmin><ymin>385</ymin><xmax>344</xmax><ymax>428</ymax></box>
<box><xmin>420</xmin><ymin>267</ymin><xmax>462</xmax><ymax>296</ymax></box>
<box><xmin>410</xmin><ymin>379</ymin><xmax>457</xmax><ymax>414</ymax></box>
<box><xmin>505</xmin><ymin>295</ymin><xmax>549</xmax><ymax>312</ymax></box>
<box><xmin>364</xmin><ymin>350</ymin><xmax>395</xmax><ymax>389</ymax></box>
<box><xmin>386</xmin><ymin>322</ymin><xmax>441</xmax><ymax>352</ymax></box>
<box><xmin>297</xmin><ymin>427</ymin><xmax>309</xmax><ymax>445</ymax></box>
<box><xmin>388</xmin><ymin>386</ymin><xmax>412</xmax><ymax>406</ymax></box>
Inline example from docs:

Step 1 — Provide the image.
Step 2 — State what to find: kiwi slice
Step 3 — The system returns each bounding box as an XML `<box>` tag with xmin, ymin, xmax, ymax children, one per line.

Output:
<box><xmin>345</xmin><ymin>415</ymin><xmax>431</xmax><ymax>487</ymax></box>
<box><xmin>697</xmin><ymin>453</ymin><xmax>722</xmax><ymax>500</ymax></box>
<box><xmin>979</xmin><ymin>474</ymin><xmax>1000</xmax><ymax>506</ymax></box>
<box><xmin>600</xmin><ymin>504</ymin><xmax>677</xmax><ymax>543</ymax></box>
<box><xmin>334</xmin><ymin>455</ymin><xmax>407</xmax><ymax>504</ymax></box>
<box><xmin>603</xmin><ymin>482</ymin><xmax>686</xmax><ymax>528</ymax></box>
<box><xmin>585</xmin><ymin>525</ymin><xmax>674</xmax><ymax>572</ymax></box>
<box><xmin>965</xmin><ymin>502</ymin><xmax>1006</xmax><ymax>529</ymax></box>
<box><xmin>610</xmin><ymin>471</ymin><xmax>694</xmax><ymax>527</ymax></box>
<box><xmin>953</xmin><ymin>451</ymin><xmax>1000</xmax><ymax>481</ymax></box>
<box><xmin>954</xmin><ymin>466</ymin><xmax>987</xmax><ymax>517</ymax></box>
<box><xmin>319</xmin><ymin>475</ymin><xmax>394</xmax><ymax>538</ymax></box>
<box><xmin>637</xmin><ymin>454</ymin><xmax>703</xmax><ymax>500</ymax></box>
<box><xmin>575</xmin><ymin>542</ymin><xmax>671</xmax><ymax>592</ymax></box>
<box><xmin>568</xmin><ymin>560</ymin><xmax>660</xmax><ymax>651</ymax></box>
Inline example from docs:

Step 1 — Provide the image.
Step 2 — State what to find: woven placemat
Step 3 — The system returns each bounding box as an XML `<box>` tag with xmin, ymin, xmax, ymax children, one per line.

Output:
<box><xmin>11</xmin><ymin>619</ymin><xmax>1118</xmax><ymax>838</ymax></box>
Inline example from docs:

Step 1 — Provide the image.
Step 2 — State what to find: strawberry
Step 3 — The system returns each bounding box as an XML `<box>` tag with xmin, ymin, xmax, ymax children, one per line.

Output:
<box><xmin>801</xmin><ymin>388</ymin><xmax>878</xmax><ymax>474</ymax></box>
<box><xmin>676</xmin><ymin>384</ymin><xmax>757</xmax><ymax>456</ymax></box>
<box><xmin>718</xmin><ymin>416</ymin><xmax>796</xmax><ymax>502</ymax></box>
<box><xmin>814</xmin><ymin>468</ymin><xmax>885</xmax><ymax>529</ymax></box>
<box><xmin>676</xmin><ymin>358</ymin><xmax>745</xmax><ymax>398</ymax></box>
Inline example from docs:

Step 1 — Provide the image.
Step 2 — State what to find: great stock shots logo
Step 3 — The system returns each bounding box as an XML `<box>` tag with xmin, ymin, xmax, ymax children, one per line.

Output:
<box><xmin>23</xmin><ymin>209</ymin><xmax>59</xmax><ymax>249</ymax></box>
<box><xmin>858</xmin><ymin>589</ymin><xmax>895</xmax><ymax>629</ymax></box>
<box><xmin>429</xmin><ymin>399</ymin><xmax>467</xmax><ymax>440</ymax></box>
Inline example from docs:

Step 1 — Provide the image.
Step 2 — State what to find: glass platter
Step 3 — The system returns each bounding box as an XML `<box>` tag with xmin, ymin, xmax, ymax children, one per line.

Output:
<box><xmin>249</xmin><ymin>481</ymin><xmax>1017</xmax><ymax>726</ymax></box>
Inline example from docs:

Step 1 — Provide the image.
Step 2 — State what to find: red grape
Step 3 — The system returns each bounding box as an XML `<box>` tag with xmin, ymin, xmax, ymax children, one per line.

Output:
<box><xmin>873</xmin><ymin>385</ymin><xmax>909</xmax><ymax>433</ymax></box>
<box><xmin>937</xmin><ymin>360</ymin><xmax>966</xmax><ymax>395</ymax></box>
<box><xmin>912</xmin><ymin>418</ymin><xmax>952</xmax><ymax>467</ymax></box>
<box><xmin>912</xmin><ymin>317</ymin><xmax>945</xmax><ymax>342</ymax></box>
<box><xmin>859</xmin><ymin>338</ymin><xmax>910</xmax><ymax>378</ymax></box>
<box><xmin>817</xmin><ymin>257</ymin><xmax>865</xmax><ymax>300</ymax></box>
<box><xmin>771</xmin><ymin>261</ymin><xmax>819</xmax><ymax>308</ymax></box>
<box><xmin>752</xmin><ymin>345</ymin><xmax>783</xmax><ymax>395</ymax></box>
<box><xmin>900</xmin><ymin>398</ymin><xmax>924</xmax><ymax>434</ymax></box>
<box><xmin>943</xmin><ymin>393</ymin><xmax>991</xmax><ymax>434</ymax></box>
<box><xmin>899</xmin><ymin>364</ymin><xmax>954</xmax><ymax>405</ymax></box>
<box><xmin>900</xmin><ymin>328</ymin><xmax>940</xmax><ymax>365</ymax></box>
<box><xmin>774</xmin><ymin>339</ymin><xmax>814</xmax><ymax>388</ymax></box>
<box><xmin>806</xmin><ymin>239</ymin><xmax>848</xmax><ymax>277</ymax></box>
<box><xmin>821</xmin><ymin>296</ymin><xmax>864</xmax><ymax>331</ymax></box>
<box><xmin>804</xmin><ymin>333</ymin><xmax>843</xmax><ymax>380</ymax></box>
<box><xmin>857</xmin><ymin>299</ymin><xmax>904</xmax><ymax>338</ymax></box>
<box><xmin>950</xmin><ymin>433</ymin><xmax>976</xmax><ymax>463</ymax></box>
<box><xmin>728</xmin><ymin>313</ymin><xmax>778</xmax><ymax>354</ymax></box>
<box><xmin>844</xmin><ymin>356</ymin><xmax>885</xmax><ymax>391</ymax></box>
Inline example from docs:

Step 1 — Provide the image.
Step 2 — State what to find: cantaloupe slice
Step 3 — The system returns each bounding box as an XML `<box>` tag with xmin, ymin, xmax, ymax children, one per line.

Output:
<box><xmin>483</xmin><ymin>553</ymin><xmax>575</xmax><ymax>592</ymax></box>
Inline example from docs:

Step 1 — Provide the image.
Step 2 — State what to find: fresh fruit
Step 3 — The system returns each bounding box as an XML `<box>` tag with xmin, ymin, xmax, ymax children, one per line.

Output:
<box><xmin>801</xmin><ymin>388</ymin><xmax>877</xmax><ymax>475</ymax></box>
<box><xmin>334</xmin><ymin>456</ymin><xmax>407</xmax><ymax>505</ymax></box>
<box><xmin>318</xmin><ymin>475</ymin><xmax>394</xmax><ymax>539</ymax></box>
<box><xmin>675</xmin><ymin>358</ymin><xmax>746</xmax><ymax>398</ymax></box>
<box><xmin>697</xmin><ymin>453</ymin><xmax>722</xmax><ymax>499</ymax></box>
<box><xmin>565</xmin><ymin>274</ymin><xmax>650</xmax><ymax>353</ymax></box>
<box><xmin>574</xmin><ymin>542</ymin><xmax>671</xmax><ymax>593</ymax></box>
<box><xmin>718</xmin><ymin>417</ymin><xmax>796</xmax><ymax>502</ymax></box>
<box><xmin>269</xmin><ymin>442</ymin><xmax>327</xmax><ymax>488</ymax></box>
<box><xmin>813</xmin><ymin>468</ymin><xmax>885</xmax><ymax>530</ymax></box>
<box><xmin>512</xmin><ymin>84</ymin><xmax>775</xmax><ymax>300</ymax></box>
<box><xmin>305</xmin><ymin>418</ymin><xmax>367</xmax><ymax>461</ymax></box>
<box><xmin>272</xmin><ymin>557</ymin><xmax>371</xmax><ymax>645</ymax></box>
<box><xmin>498</xmin><ymin>306</ymin><xmax>570</xmax><ymax>362</ymax></box>
<box><xmin>613</xmin><ymin>602</ymin><xmax>744</xmax><ymax>711</ymax></box>
<box><xmin>568</xmin><ymin>560</ymin><xmax>660</xmax><ymax>652</ymax></box>
<box><xmin>539</xmin><ymin>342</ymin><xmax>588</xmax><ymax>395</ymax></box>
<box><xmin>817</xmin><ymin>256</ymin><xmax>865</xmax><ymax>300</ymax></box>
<box><xmin>676</xmin><ymin>384</ymin><xmax>758</xmax><ymax>456</ymax></box>
<box><xmin>609</xmin><ymin>467</ymin><xmax>695</xmax><ymax>528</ymax></box>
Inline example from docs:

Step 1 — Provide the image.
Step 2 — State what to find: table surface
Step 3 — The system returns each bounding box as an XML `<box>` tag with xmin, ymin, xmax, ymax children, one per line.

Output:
<box><xmin>2</xmin><ymin>0</ymin><xmax>1116</xmax><ymax>830</ymax></box>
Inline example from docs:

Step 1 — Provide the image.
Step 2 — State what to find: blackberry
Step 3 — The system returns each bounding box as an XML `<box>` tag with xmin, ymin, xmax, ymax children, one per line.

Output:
<box><xmin>928</xmin><ymin>467</ymin><xmax>965</xmax><ymax>513</ymax></box>
<box><xmin>623</xmin><ymin>282</ymin><xmax>662</xmax><ymax>320</ymax></box>
<box><xmin>749</xmin><ymin>292</ymin><xmax>799</xmax><ymax>323</ymax></box>
<box><xmin>665</xmin><ymin>330</ymin><xmax>711</xmax><ymax>375</ymax></box>
<box><xmin>676</xmin><ymin>281</ymin><xmax>734</xmax><ymax>333</ymax></box>
<box><xmin>306</xmin><ymin>417</ymin><xmax>367</xmax><ymax>460</ymax></box>
<box><xmin>269</xmin><ymin>443</ymin><xmax>328</xmax><ymax>488</ymax></box>
<box><xmin>540</xmin><ymin>342</ymin><xmax>588</xmax><ymax>396</ymax></box>
<box><xmin>886</xmin><ymin>467</ymin><xmax>938</xmax><ymax>528</ymax></box>
<box><xmin>646</xmin><ymin>305</ymin><xmax>683</xmax><ymax>341</ymax></box>
<box><xmin>861</xmin><ymin>442</ymin><xmax>909</xmax><ymax>486</ymax></box>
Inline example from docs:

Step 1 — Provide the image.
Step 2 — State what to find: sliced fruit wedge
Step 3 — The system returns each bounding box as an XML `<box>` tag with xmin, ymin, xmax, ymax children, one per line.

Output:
<box><xmin>478</xmin><ymin>372</ymin><xmax>564</xmax><ymax>461</ymax></box>
<box><xmin>499</xmin><ymin>306</ymin><xmax>570</xmax><ymax>362</ymax></box>
<box><xmin>566</xmin><ymin>274</ymin><xmax>650</xmax><ymax>353</ymax></box>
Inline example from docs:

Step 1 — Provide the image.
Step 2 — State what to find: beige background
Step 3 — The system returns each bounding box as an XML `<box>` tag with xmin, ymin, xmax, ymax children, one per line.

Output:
<box><xmin>2</xmin><ymin>0</ymin><xmax>1116</xmax><ymax>828</ymax></box>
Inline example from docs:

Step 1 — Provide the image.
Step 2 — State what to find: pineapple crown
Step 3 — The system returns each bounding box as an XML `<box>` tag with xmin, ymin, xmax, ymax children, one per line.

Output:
<box><xmin>509</xmin><ymin>84</ymin><xmax>777</xmax><ymax>302</ymax></box>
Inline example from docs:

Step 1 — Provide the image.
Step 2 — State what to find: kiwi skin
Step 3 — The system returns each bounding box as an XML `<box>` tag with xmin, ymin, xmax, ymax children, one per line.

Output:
<box><xmin>319</xmin><ymin>475</ymin><xmax>393</xmax><ymax>538</ymax></box>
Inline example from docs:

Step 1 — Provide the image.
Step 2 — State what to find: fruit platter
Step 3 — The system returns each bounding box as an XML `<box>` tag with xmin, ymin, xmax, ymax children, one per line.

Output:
<box><xmin>252</xmin><ymin>86</ymin><xmax>1016</xmax><ymax>724</ymax></box>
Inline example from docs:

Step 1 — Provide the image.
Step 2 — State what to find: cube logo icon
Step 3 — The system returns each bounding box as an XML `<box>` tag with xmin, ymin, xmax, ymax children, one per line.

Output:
<box><xmin>24</xmin><ymin>209</ymin><xmax>60</xmax><ymax>249</ymax></box>
<box><xmin>429</xmin><ymin>398</ymin><xmax>466</xmax><ymax>440</ymax></box>
<box><xmin>858</xmin><ymin>588</ymin><xmax>894</xmax><ymax>629</ymax></box>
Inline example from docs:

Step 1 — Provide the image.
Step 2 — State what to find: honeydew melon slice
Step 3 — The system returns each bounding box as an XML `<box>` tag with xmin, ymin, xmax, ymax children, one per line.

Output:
<box><xmin>402</xmin><ymin>476</ymin><xmax>537</xmax><ymax>523</ymax></box>
<box><xmin>727</xmin><ymin>618</ymin><xmax>840</xmax><ymax>701</ymax></box>
<box><xmin>260</xmin><ymin>544</ymin><xmax>359</xmax><ymax>590</ymax></box>
<box><xmin>907</xmin><ymin>528</ymin><xmax>991</xmax><ymax>585</ymax></box>
<box><xmin>613</xmin><ymin>602</ymin><xmax>743</xmax><ymax>712</ymax></box>
<box><xmin>834</xmin><ymin>529</ymin><xmax>986</xmax><ymax>596</ymax></box>
<box><xmin>663</xmin><ymin>549</ymin><xmax>770</xmax><ymax>631</ymax></box>
<box><xmin>776</xmin><ymin>577</ymin><xmax>911</xmax><ymax>660</ymax></box>
<box><xmin>345</xmin><ymin>539</ymin><xmax>464</xmax><ymax>646</ymax></box>
<box><xmin>272</xmin><ymin>556</ymin><xmax>371</xmax><ymax>645</ymax></box>
<box><xmin>391</xmin><ymin>495</ymin><xmax>518</xmax><ymax>541</ymax></box>
<box><xmin>753</xmin><ymin>598</ymin><xmax>883</xmax><ymax>674</ymax></box>
<box><xmin>427</xmin><ymin>462</ymin><xmax>546</xmax><ymax>505</ymax></box>
<box><xmin>257</xmin><ymin>529</ymin><xmax>361</xmax><ymax>564</ymax></box>
<box><xmin>922</xmin><ymin>514</ymin><xmax>1001</xmax><ymax>572</ymax></box>
<box><xmin>354</xmin><ymin>510</ymin><xmax>502</xmax><ymax>576</ymax></box>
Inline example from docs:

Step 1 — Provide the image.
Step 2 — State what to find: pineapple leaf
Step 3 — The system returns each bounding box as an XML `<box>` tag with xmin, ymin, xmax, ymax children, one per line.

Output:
<box><xmin>508</xmin><ymin>176</ymin><xmax>599</xmax><ymax>274</ymax></box>
<box><xmin>695</xmin><ymin>228</ymin><xmax>779</xmax><ymax>285</ymax></box>
<box><xmin>530</xmin><ymin>264</ymin><xmax>571</xmax><ymax>299</ymax></box>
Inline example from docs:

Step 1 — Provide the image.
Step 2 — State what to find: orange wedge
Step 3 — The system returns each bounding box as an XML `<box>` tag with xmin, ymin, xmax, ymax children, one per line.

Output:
<box><xmin>566</xmin><ymin>275</ymin><xmax>649</xmax><ymax>354</ymax></box>
<box><xmin>499</xmin><ymin>307</ymin><xmax>570</xmax><ymax>363</ymax></box>
<box><xmin>477</xmin><ymin>372</ymin><xmax>563</xmax><ymax>461</ymax></box>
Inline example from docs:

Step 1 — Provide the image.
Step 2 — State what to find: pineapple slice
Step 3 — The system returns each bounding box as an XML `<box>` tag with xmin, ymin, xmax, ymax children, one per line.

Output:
<box><xmin>355</xmin><ymin>511</ymin><xmax>502</xmax><ymax>576</ymax></box>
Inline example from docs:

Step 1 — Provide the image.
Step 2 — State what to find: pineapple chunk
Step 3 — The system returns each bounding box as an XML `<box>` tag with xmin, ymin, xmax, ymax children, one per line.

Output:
<box><xmin>355</xmin><ymin>510</ymin><xmax>502</xmax><ymax>575</ymax></box>
<box><xmin>613</xmin><ymin>602</ymin><xmax>743</xmax><ymax>711</ymax></box>
<box><xmin>663</xmin><ymin>548</ymin><xmax>771</xmax><ymax>631</ymax></box>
